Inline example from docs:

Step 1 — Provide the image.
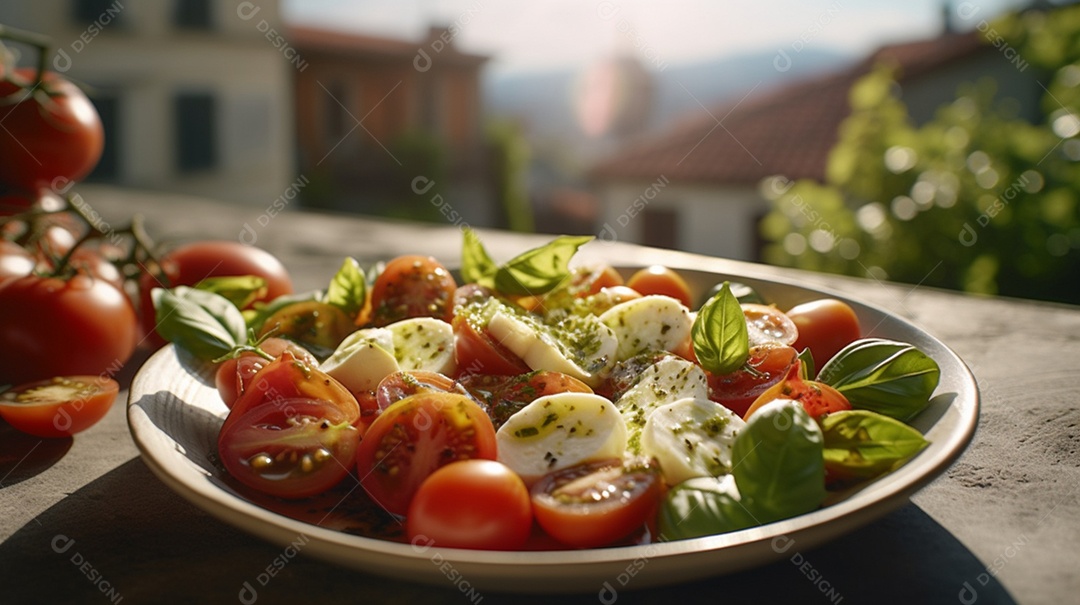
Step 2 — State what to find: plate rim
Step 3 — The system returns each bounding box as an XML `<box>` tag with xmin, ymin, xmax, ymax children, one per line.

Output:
<box><xmin>127</xmin><ymin>262</ymin><xmax>979</xmax><ymax>592</ymax></box>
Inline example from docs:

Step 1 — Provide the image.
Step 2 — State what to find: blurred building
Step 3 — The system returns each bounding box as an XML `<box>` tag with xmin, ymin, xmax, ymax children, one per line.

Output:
<box><xmin>0</xmin><ymin>0</ymin><xmax>294</xmax><ymax>205</ymax></box>
<box><xmin>589</xmin><ymin>29</ymin><xmax>1041</xmax><ymax>260</ymax></box>
<box><xmin>289</xmin><ymin>25</ymin><xmax>496</xmax><ymax>225</ymax></box>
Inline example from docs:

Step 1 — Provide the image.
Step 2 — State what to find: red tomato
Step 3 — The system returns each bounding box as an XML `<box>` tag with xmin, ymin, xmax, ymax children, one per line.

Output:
<box><xmin>458</xmin><ymin>370</ymin><xmax>593</xmax><ymax>429</ymax></box>
<box><xmin>706</xmin><ymin>343</ymin><xmax>798</xmax><ymax>417</ymax></box>
<box><xmin>626</xmin><ymin>266</ymin><xmax>693</xmax><ymax>308</ymax></box>
<box><xmin>375</xmin><ymin>370</ymin><xmax>464</xmax><ymax>411</ymax></box>
<box><xmin>0</xmin><ymin>70</ymin><xmax>103</xmax><ymax>192</ymax></box>
<box><xmin>217</xmin><ymin>398</ymin><xmax>359</xmax><ymax>499</ymax></box>
<box><xmin>222</xmin><ymin>350</ymin><xmax>362</xmax><ymax>434</ymax></box>
<box><xmin>355</xmin><ymin>391</ymin><xmax>497</xmax><ymax>516</ymax></box>
<box><xmin>406</xmin><ymin>460</ymin><xmax>532</xmax><ymax>551</ymax></box>
<box><xmin>140</xmin><ymin>240</ymin><xmax>293</xmax><ymax>345</ymax></box>
<box><xmin>786</xmin><ymin>299</ymin><xmax>862</xmax><ymax>373</ymax></box>
<box><xmin>369</xmin><ymin>255</ymin><xmax>456</xmax><ymax>327</ymax></box>
<box><xmin>0</xmin><ymin>241</ymin><xmax>35</xmax><ymax>284</ymax></box>
<box><xmin>214</xmin><ymin>338</ymin><xmax>318</xmax><ymax>408</ymax></box>
<box><xmin>0</xmin><ymin>273</ymin><xmax>137</xmax><ymax>384</ymax></box>
<box><xmin>452</xmin><ymin>313</ymin><xmax>530</xmax><ymax>377</ymax></box>
<box><xmin>530</xmin><ymin>458</ymin><xmax>663</xmax><ymax>549</ymax></box>
<box><xmin>742</xmin><ymin>303</ymin><xmax>799</xmax><ymax>347</ymax></box>
<box><xmin>742</xmin><ymin>361</ymin><xmax>851</xmax><ymax>420</ymax></box>
<box><xmin>572</xmin><ymin>265</ymin><xmax>625</xmax><ymax>296</ymax></box>
<box><xmin>0</xmin><ymin>376</ymin><xmax>118</xmax><ymax>438</ymax></box>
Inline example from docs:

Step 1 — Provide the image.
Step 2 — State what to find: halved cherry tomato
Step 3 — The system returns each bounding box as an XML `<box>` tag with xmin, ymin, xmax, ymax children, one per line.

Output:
<box><xmin>626</xmin><ymin>266</ymin><xmax>692</xmax><ymax>308</ymax></box>
<box><xmin>222</xmin><ymin>350</ymin><xmax>362</xmax><ymax>435</ymax></box>
<box><xmin>458</xmin><ymin>370</ymin><xmax>593</xmax><ymax>429</ymax></box>
<box><xmin>531</xmin><ymin>458</ymin><xmax>663</xmax><ymax>549</ymax></box>
<box><xmin>214</xmin><ymin>338</ymin><xmax>318</xmax><ymax>408</ymax></box>
<box><xmin>706</xmin><ymin>343</ymin><xmax>798</xmax><ymax>417</ymax></box>
<box><xmin>452</xmin><ymin>313</ymin><xmax>530</xmax><ymax>377</ymax></box>
<box><xmin>375</xmin><ymin>370</ymin><xmax>464</xmax><ymax>411</ymax></box>
<box><xmin>355</xmin><ymin>391</ymin><xmax>497</xmax><ymax>516</ymax></box>
<box><xmin>0</xmin><ymin>376</ymin><xmax>118</xmax><ymax>438</ymax></box>
<box><xmin>742</xmin><ymin>303</ymin><xmax>799</xmax><ymax>347</ymax></box>
<box><xmin>257</xmin><ymin>300</ymin><xmax>355</xmax><ymax>357</ymax></box>
<box><xmin>369</xmin><ymin>255</ymin><xmax>457</xmax><ymax>327</ymax></box>
<box><xmin>406</xmin><ymin>459</ymin><xmax>532</xmax><ymax>551</ymax></box>
<box><xmin>786</xmin><ymin>299</ymin><xmax>862</xmax><ymax>373</ymax></box>
<box><xmin>217</xmin><ymin>398</ymin><xmax>359</xmax><ymax>499</ymax></box>
<box><xmin>742</xmin><ymin>361</ymin><xmax>851</xmax><ymax>420</ymax></box>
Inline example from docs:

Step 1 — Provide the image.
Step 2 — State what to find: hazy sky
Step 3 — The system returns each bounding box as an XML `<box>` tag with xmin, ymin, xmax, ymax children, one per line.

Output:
<box><xmin>282</xmin><ymin>0</ymin><xmax>1026</xmax><ymax>75</ymax></box>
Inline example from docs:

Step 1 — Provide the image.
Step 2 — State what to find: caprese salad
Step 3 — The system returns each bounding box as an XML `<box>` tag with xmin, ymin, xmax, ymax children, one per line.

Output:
<box><xmin>153</xmin><ymin>231</ymin><xmax>940</xmax><ymax>551</ymax></box>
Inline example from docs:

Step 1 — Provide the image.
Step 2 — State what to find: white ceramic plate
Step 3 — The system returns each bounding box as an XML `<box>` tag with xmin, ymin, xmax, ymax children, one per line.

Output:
<box><xmin>127</xmin><ymin>266</ymin><xmax>979</xmax><ymax>594</ymax></box>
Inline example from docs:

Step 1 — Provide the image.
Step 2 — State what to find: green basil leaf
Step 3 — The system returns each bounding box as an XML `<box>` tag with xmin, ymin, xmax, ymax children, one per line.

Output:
<box><xmin>244</xmin><ymin>291</ymin><xmax>321</xmax><ymax>333</ymax></box>
<box><xmin>193</xmin><ymin>275</ymin><xmax>267</xmax><ymax>310</ymax></box>
<box><xmin>817</xmin><ymin>338</ymin><xmax>940</xmax><ymax>421</ymax></box>
<box><xmin>152</xmin><ymin>286</ymin><xmax>247</xmax><ymax>361</ymax></box>
<box><xmin>461</xmin><ymin>228</ymin><xmax>498</xmax><ymax>288</ymax></box>
<box><xmin>691</xmin><ymin>282</ymin><xmax>749</xmax><ymax>375</ymax></box>
<box><xmin>797</xmin><ymin>347</ymin><xmax>815</xmax><ymax>380</ymax></box>
<box><xmin>493</xmin><ymin>234</ymin><xmax>593</xmax><ymax>296</ymax></box>
<box><xmin>732</xmin><ymin>400</ymin><xmax>826</xmax><ymax>524</ymax></box>
<box><xmin>658</xmin><ymin>476</ymin><xmax>759</xmax><ymax>541</ymax></box>
<box><xmin>324</xmin><ymin>257</ymin><xmax>366</xmax><ymax>317</ymax></box>
<box><xmin>819</xmin><ymin>410</ymin><xmax>929</xmax><ymax>480</ymax></box>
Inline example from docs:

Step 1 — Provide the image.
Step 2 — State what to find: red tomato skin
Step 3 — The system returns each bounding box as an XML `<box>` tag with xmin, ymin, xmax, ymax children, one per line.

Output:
<box><xmin>214</xmin><ymin>338</ymin><xmax>317</xmax><ymax>408</ymax></box>
<box><xmin>0</xmin><ymin>376</ymin><xmax>119</xmax><ymax>438</ymax></box>
<box><xmin>705</xmin><ymin>343</ymin><xmax>798</xmax><ymax>417</ymax></box>
<box><xmin>355</xmin><ymin>392</ymin><xmax>497</xmax><ymax>516</ymax></box>
<box><xmin>742</xmin><ymin>361</ymin><xmax>851</xmax><ymax>420</ymax></box>
<box><xmin>406</xmin><ymin>460</ymin><xmax>533</xmax><ymax>551</ymax></box>
<box><xmin>0</xmin><ymin>70</ymin><xmax>104</xmax><ymax>192</ymax></box>
<box><xmin>626</xmin><ymin>266</ymin><xmax>693</xmax><ymax>308</ymax></box>
<box><xmin>0</xmin><ymin>274</ymin><xmax>137</xmax><ymax>384</ymax></box>
<box><xmin>786</xmin><ymin>299</ymin><xmax>862</xmax><ymax>373</ymax></box>
<box><xmin>452</xmin><ymin>314</ymin><xmax>530</xmax><ymax>377</ymax></box>
<box><xmin>139</xmin><ymin>240</ymin><xmax>293</xmax><ymax>346</ymax></box>
<box><xmin>222</xmin><ymin>350</ymin><xmax>362</xmax><ymax>434</ymax></box>
<box><xmin>369</xmin><ymin>255</ymin><xmax>457</xmax><ymax>327</ymax></box>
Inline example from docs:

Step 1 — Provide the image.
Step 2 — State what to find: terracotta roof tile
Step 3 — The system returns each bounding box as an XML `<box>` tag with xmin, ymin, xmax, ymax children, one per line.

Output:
<box><xmin>590</xmin><ymin>31</ymin><xmax>982</xmax><ymax>185</ymax></box>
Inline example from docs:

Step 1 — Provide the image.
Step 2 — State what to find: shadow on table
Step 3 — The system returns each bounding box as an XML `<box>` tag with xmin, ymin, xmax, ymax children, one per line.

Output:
<box><xmin>0</xmin><ymin>424</ymin><xmax>71</xmax><ymax>487</ymax></box>
<box><xmin>0</xmin><ymin>457</ymin><xmax>1016</xmax><ymax>605</ymax></box>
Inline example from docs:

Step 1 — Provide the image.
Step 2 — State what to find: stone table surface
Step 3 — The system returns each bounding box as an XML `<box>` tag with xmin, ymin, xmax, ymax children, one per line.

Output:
<box><xmin>1</xmin><ymin>185</ymin><xmax>1077</xmax><ymax>604</ymax></box>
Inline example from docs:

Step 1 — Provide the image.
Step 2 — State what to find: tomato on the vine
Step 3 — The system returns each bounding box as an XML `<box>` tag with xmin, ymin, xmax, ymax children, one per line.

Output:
<box><xmin>406</xmin><ymin>459</ymin><xmax>532</xmax><ymax>551</ymax></box>
<box><xmin>0</xmin><ymin>69</ymin><xmax>104</xmax><ymax>193</ymax></box>
<box><xmin>531</xmin><ymin>458</ymin><xmax>663</xmax><ymax>548</ymax></box>
<box><xmin>369</xmin><ymin>255</ymin><xmax>456</xmax><ymax>327</ymax></box>
<box><xmin>0</xmin><ymin>273</ymin><xmax>137</xmax><ymax>384</ymax></box>
<box><xmin>217</xmin><ymin>397</ymin><xmax>360</xmax><ymax>499</ymax></box>
<box><xmin>140</xmin><ymin>240</ymin><xmax>293</xmax><ymax>345</ymax></box>
<box><xmin>355</xmin><ymin>391</ymin><xmax>497</xmax><ymax>516</ymax></box>
<box><xmin>0</xmin><ymin>375</ymin><xmax>119</xmax><ymax>438</ymax></box>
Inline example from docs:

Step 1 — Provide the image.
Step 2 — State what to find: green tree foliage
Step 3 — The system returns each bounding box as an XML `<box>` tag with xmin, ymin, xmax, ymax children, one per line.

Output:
<box><xmin>761</xmin><ymin>6</ymin><xmax>1080</xmax><ymax>304</ymax></box>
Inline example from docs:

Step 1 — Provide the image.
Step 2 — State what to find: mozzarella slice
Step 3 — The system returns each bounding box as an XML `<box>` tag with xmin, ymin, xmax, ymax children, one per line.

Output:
<box><xmin>319</xmin><ymin>328</ymin><xmax>400</xmax><ymax>393</ymax></box>
<box><xmin>486</xmin><ymin>308</ymin><xmax>617</xmax><ymax>387</ymax></box>
<box><xmin>641</xmin><ymin>397</ymin><xmax>745</xmax><ymax>485</ymax></box>
<box><xmin>496</xmin><ymin>392</ymin><xmax>627</xmax><ymax>483</ymax></box>
<box><xmin>599</xmin><ymin>295</ymin><xmax>693</xmax><ymax>360</ymax></box>
<box><xmin>615</xmin><ymin>356</ymin><xmax>709</xmax><ymax>453</ymax></box>
<box><xmin>386</xmin><ymin>317</ymin><xmax>456</xmax><ymax>376</ymax></box>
